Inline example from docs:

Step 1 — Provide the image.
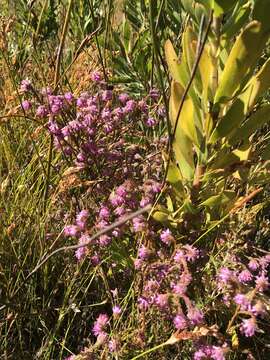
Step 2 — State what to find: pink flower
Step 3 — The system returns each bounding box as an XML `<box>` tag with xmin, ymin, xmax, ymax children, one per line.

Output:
<box><xmin>255</xmin><ymin>272</ymin><xmax>269</xmax><ymax>292</ymax></box>
<box><xmin>241</xmin><ymin>317</ymin><xmax>257</xmax><ymax>337</ymax></box>
<box><xmin>173</xmin><ymin>314</ymin><xmax>187</xmax><ymax>330</ymax></box>
<box><xmin>64</xmin><ymin>225</ymin><xmax>79</xmax><ymax>237</ymax></box>
<box><xmin>112</xmin><ymin>305</ymin><xmax>122</xmax><ymax>318</ymax></box>
<box><xmin>21</xmin><ymin>100</ymin><xmax>32</xmax><ymax>111</ymax></box>
<box><xmin>92</xmin><ymin>313</ymin><xmax>109</xmax><ymax>336</ymax></box>
<box><xmin>238</xmin><ymin>269</ymin><xmax>253</xmax><ymax>283</ymax></box>
<box><xmin>248</xmin><ymin>259</ymin><xmax>259</xmax><ymax>271</ymax></box>
<box><xmin>234</xmin><ymin>294</ymin><xmax>251</xmax><ymax>311</ymax></box>
<box><xmin>160</xmin><ymin>229</ymin><xmax>174</xmax><ymax>245</ymax></box>
<box><xmin>187</xmin><ymin>307</ymin><xmax>204</xmax><ymax>325</ymax></box>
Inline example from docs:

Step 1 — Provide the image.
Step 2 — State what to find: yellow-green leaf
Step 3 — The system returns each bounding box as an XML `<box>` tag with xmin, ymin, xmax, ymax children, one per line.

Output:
<box><xmin>169</xmin><ymin>81</ymin><xmax>195</xmax><ymax>181</ymax></box>
<box><xmin>214</xmin><ymin>21</ymin><xmax>268</xmax><ymax>105</ymax></box>
<box><xmin>165</xmin><ymin>40</ymin><xmax>189</xmax><ymax>87</ymax></box>
<box><xmin>212</xmin><ymin>0</ymin><xmax>238</xmax><ymax>16</ymax></box>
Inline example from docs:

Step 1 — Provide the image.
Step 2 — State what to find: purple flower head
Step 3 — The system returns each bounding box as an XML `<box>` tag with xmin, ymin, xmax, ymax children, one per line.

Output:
<box><xmin>138</xmin><ymin>245</ymin><xmax>151</xmax><ymax>261</ymax></box>
<box><xmin>255</xmin><ymin>272</ymin><xmax>269</xmax><ymax>292</ymax></box>
<box><xmin>116</xmin><ymin>185</ymin><xmax>127</xmax><ymax>197</ymax></box>
<box><xmin>123</xmin><ymin>100</ymin><xmax>136</xmax><ymax>114</ymax></box>
<box><xmin>241</xmin><ymin>317</ymin><xmax>257</xmax><ymax>337</ymax></box>
<box><xmin>172</xmin><ymin>282</ymin><xmax>187</xmax><ymax>296</ymax></box>
<box><xmin>183</xmin><ymin>245</ymin><xmax>199</xmax><ymax>262</ymax></box>
<box><xmin>149</xmin><ymin>88</ymin><xmax>160</xmax><ymax>100</ymax></box>
<box><xmin>92</xmin><ymin>313</ymin><xmax>109</xmax><ymax>337</ymax></box>
<box><xmin>99</xmin><ymin>234</ymin><xmax>111</xmax><ymax>247</ymax></box>
<box><xmin>157</xmin><ymin>105</ymin><xmax>166</xmax><ymax>117</ymax></box>
<box><xmin>91</xmin><ymin>254</ymin><xmax>100</xmax><ymax>266</ymax></box>
<box><xmin>234</xmin><ymin>293</ymin><xmax>251</xmax><ymax>311</ymax></box>
<box><xmin>212</xmin><ymin>346</ymin><xmax>226</xmax><ymax>360</ymax></box>
<box><xmin>160</xmin><ymin>229</ymin><xmax>174</xmax><ymax>245</ymax></box>
<box><xmin>134</xmin><ymin>258</ymin><xmax>143</xmax><ymax>270</ymax></box>
<box><xmin>110</xmin><ymin>194</ymin><xmax>125</xmax><ymax>207</ymax></box>
<box><xmin>91</xmin><ymin>70</ymin><xmax>102</xmax><ymax>82</ymax></box>
<box><xmin>64</xmin><ymin>225</ymin><xmax>79</xmax><ymax>237</ymax></box>
<box><xmin>138</xmin><ymin>297</ymin><xmax>150</xmax><ymax>311</ymax></box>
<box><xmin>102</xmin><ymin>90</ymin><xmax>113</xmax><ymax>102</ymax></box>
<box><xmin>248</xmin><ymin>259</ymin><xmax>260</xmax><ymax>271</ymax></box>
<box><xmin>47</xmin><ymin>120</ymin><xmax>62</xmax><ymax>137</ymax></box>
<box><xmin>75</xmin><ymin>246</ymin><xmax>87</xmax><ymax>261</ymax></box>
<box><xmin>252</xmin><ymin>300</ymin><xmax>266</xmax><ymax>317</ymax></box>
<box><xmin>218</xmin><ymin>267</ymin><xmax>233</xmax><ymax>284</ymax></box>
<box><xmin>64</xmin><ymin>92</ymin><xmax>74</xmax><ymax>102</ymax></box>
<box><xmin>187</xmin><ymin>306</ymin><xmax>204</xmax><ymax>325</ymax></box>
<box><xmin>174</xmin><ymin>250</ymin><xmax>185</xmax><ymax>263</ymax></box>
<box><xmin>99</xmin><ymin>206</ymin><xmax>110</xmax><ymax>220</ymax></box>
<box><xmin>138</xmin><ymin>99</ymin><xmax>148</xmax><ymax>113</ymax></box>
<box><xmin>140</xmin><ymin>197</ymin><xmax>152</xmax><ymax>207</ymax></box>
<box><xmin>101</xmin><ymin>107</ymin><xmax>112</xmax><ymax>120</ymax></box>
<box><xmin>118</xmin><ymin>93</ymin><xmax>129</xmax><ymax>104</ymax></box>
<box><xmin>146</xmin><ymin>117</ymin><xmax>157</xmax><ymax>127</ymax></box>
<box><xmin>114</xmin><ymin>206</ymin><xmax>126</xmax><ymax>216</ymax></box>
<box><xmin>238</xmin><ymin>269</ymin><xmax>253</xmax><ymax>283</ymax></box>
<box><xmin>36</xmin><ymin>105</ymin><xmax>48</xmax><ymax>117</ymax></box>
<box><xmin>61</xmin><ymin>125</ymin><xmax>72</xmax><ymax>138</ymax></box>
<box><xmin>20</xmin><ymin>79</ymin><xmax>31</xmax><ymax>92</ymax></box>
<box><xmin>132</xmin><ymin>217</ymin><xmax>147</xmax><ymax>233</ymax></box>
<box><xmin>173</xmin><ymin>314</ymin><xmax>187</xmax><ymax>330</ymax></box>
<box><xmin>76</xmin><ymin>209</ymin><xmax>89</xmax><ymax>230</ymax></box>
<box><xmin>76</xmin><ymin>96</ymin><xmax>87</xmax><ymax>108</ymax></box>
<box><xmin>21</xmin><ymin>100</ymin><xmax>32</xmax><ymax>111</ymax></box>
<box><xmin>155</xmin><ymin>294</ymin><xmax>169</xmax><ymax>309</ymax></box>
<box><xmin>112</xmin><ymin>305</ymin><xmax>122</xmax><ymax>318</ymax></box>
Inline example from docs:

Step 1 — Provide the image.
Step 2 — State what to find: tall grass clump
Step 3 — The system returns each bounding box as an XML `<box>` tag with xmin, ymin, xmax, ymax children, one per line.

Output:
<box><xmin>1</xmin><ymin>0</ymin><xmax>270</xmax><ymax>359</ymax></box>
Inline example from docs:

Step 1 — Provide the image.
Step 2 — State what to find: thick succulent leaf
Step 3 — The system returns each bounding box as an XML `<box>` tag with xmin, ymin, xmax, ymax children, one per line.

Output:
<box><xmin>210</xmin><ymin>58</ymin><xmax>270</xmax><ymax>143</ymax></box>
<box><xmin>198</xmin><ymin>45</ymin><xmax>214</xmax><ymax>107</ymax></box>
<box><xmin>209</xmin><ymin>99</ymin><xmax>245</xmax><ymax>143</ymax></box>
<box><xmin>239</xmin><ymin>58</ymin><xmax>270</xmax><ymax>113</ymax></box>
<box><xmin>169</xmin><ymin>81</ymin><xmax>195</xmax><ymax>181</ymax></box>
<box><xmin>214</xmin><ymin>21</ymin><xmax>268</xmax><ymax>105</ymax></box>
<box><xmin>171</xmin><ymin>80</ymin><xmax>199</xmax><ymax>145</ymax></box>
<box><xmin>164</xmin><ymin>39</ymin><xmax>189</xmax><ymax>87</ymax></box>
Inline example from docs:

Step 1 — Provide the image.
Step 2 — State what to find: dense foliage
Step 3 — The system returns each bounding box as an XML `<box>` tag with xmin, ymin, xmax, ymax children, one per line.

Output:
<box><xmin>1</xmin><ymin>1</ymin><xmax>270</xmax><ymax>359</ymax></box>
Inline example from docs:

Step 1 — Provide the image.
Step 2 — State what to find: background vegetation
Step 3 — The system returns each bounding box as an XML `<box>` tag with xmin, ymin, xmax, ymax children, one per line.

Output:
<box><xmin>0</xmin><ymin>1</ymin><xmax>270</xmax><ymax>359</ymax></box>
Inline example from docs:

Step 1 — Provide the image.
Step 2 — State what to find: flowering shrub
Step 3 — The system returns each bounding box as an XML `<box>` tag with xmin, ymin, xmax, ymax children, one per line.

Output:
<box><xmin>16</xmin><ymin>64</ymin><xmax>270</xmax><ymax>358</ymax></box>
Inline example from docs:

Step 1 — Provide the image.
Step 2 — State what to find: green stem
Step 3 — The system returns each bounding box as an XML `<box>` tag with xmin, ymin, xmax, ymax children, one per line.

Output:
<box><xmin>130</xmin><ymin>341</ymin><xmax>168</xmax><ymax>360</ymax></box>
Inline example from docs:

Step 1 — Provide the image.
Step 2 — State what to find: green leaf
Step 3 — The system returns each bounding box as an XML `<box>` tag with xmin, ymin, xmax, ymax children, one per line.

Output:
<box><xmin>164</xmin><ymin>40</ymin><xmax>188</xmax><ymax>86</ymax></box>
<box><xmin>210</xmin><ymin>58</ymin><xmax>270</xmax><ymax>143</ymax></box>
<box><xmin>212</xmin><ymin>0</ymin><xmax>238</xmax><ymax>16</ymax></box>
<box><xmin>169</xmin><ymin>80</ymin><xmax>195</xmax><ymax>181</ymax></box>
<box><xmin>229</xmin><ymin>104</ymin><xmax>270</xmax><ymax>144</ymax></box>
<box><xmin>214</xmin><ymin>21</ymin><xmax>269</xmax><ymax>105</ymax></box>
